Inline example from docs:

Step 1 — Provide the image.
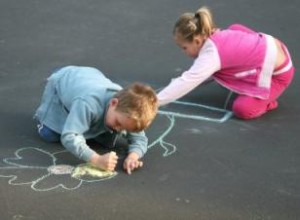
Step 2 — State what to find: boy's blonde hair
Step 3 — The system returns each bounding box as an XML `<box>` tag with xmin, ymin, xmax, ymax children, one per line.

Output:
<box><xmin>173</xmin><ymin>6</ymin><xmax>216</xmax><ymax>42</ymax></box>
<box><xmin>114</xmin><ymin>83</ymin><xmax>158</xmax><ymax>132</ymax></box>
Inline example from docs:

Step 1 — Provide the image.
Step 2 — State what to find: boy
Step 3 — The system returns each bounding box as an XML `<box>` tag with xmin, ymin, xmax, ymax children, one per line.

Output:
<box><xmin>34</xmin><ymin>66</ymin><xmax>158</xmax><ymax>174</ymax></box>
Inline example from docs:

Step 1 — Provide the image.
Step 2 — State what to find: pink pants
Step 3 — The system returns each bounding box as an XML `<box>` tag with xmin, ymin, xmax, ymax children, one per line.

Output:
<box><xmin>229</xmin><ymin>24</ymin><xmax>295</xmax><ymax>119</ymax></box>
<box><xmin>232</xmin><ymin>67</ymin><xmax>294</xmax><ymax>119</ymax></box>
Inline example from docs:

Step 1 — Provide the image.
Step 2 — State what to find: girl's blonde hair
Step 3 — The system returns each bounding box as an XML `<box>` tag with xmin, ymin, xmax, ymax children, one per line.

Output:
<box><xmin>114</xmin><ymin>83</ymin><xmax>158</xmax><ymax>132</ymax></box>
<box><xmin>173</xmin><ymin>6</ymin><xmax>216</xmax><ymax>42</ymax></box>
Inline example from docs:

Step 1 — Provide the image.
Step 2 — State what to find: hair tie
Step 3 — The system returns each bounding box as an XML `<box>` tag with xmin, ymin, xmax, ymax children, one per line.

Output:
<box><xmin>194</xmin><ymin>12</ymin><xmax>200</xmax><ymax>19</ymax></box>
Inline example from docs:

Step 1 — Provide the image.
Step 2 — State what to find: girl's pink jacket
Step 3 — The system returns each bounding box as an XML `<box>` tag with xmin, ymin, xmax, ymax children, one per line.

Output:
<box><xmin>158</xmin><ymin>24</ymin><xmax>293</xmax><ymax>105</ymax></box>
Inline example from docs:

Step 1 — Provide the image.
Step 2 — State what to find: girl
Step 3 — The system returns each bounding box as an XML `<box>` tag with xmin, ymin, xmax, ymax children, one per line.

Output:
<box><xmin>157</xmin><ymin>6</ymin><xmax>294</xmax><ymax>119</ymax></box>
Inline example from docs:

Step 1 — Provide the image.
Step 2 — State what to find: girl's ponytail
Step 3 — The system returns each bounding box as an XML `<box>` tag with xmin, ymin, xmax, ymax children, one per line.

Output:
<box><xmin>174</xmin><ymin>6</ymin><xmax>216</xmax><ymax>41</ymax></box>
<box><xmin>194</xmin><ymin>6</ymin><xmax>216</xmax><ymax>37</ymax></box>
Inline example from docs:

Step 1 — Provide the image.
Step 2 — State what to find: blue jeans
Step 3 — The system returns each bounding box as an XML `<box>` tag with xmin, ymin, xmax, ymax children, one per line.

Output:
<box><xmin>37</xmin><ymin>123</ymin><xmax>60</xmax><ymax>142</ymax></box>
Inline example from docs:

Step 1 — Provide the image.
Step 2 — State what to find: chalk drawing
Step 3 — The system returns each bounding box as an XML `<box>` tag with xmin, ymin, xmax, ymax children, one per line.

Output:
<box><xmin>72</xmin><ymin>163</ymin><xmax>117</xmax><ymax>179</ymax></box>
<box><xmin>148</xmin><ymin>100</ymin><xmax>233</xmax><ymax>157</ymax></box>
<box><xmin>158</xmin><ymin>100</ymin><xmax>233</xmax><ymax>123</ymax></box>
<box><xmin>148</xmin><ymin>114</ymin><xmax>176</xmax><ymax>157</ymax></box>
<box><xmin>0</xmin><ymin>147</ymin><xmax>116</xmax><ymax>191</ymax></box>
<box><xmin>0</xmin><ymin>100</ymin><xmax>232</xmax><ymax>191</ymax></box>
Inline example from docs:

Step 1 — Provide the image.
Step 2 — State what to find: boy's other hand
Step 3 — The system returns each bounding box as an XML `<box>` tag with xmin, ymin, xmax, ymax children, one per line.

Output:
<box><xmin>123</xmin><ymin>152</ymin><xmax>143</xmax><ymax>175</ymax></box>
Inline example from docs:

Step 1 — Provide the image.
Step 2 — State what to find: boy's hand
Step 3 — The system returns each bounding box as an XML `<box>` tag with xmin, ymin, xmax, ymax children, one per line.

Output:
<box><xmin>90</xmin><ymin>152</ymin><xmax>118</xmax><ymax>171</ymax></box>
<box><xmin>123</xmin><ymin>152</ymin><xmax>143</xmax><ymax>175</ymax></box>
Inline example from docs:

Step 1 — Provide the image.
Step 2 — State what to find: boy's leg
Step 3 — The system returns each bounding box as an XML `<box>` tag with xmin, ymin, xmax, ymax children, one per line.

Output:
<box><xmin>232</xmin><ymin>67</ymin><xmax>294</xmax><ymax>119</ymax></box>
<box><xmin>37</xmin><ymin>123</ymin><xmax>60</xmax><ymax>142</ymax></box>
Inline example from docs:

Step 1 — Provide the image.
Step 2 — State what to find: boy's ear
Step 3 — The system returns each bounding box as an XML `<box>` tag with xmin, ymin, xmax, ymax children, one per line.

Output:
<box><xmin>110</xmin><ymin>98</ymin><xmax>119</xmax><ymax>107</ymax></box>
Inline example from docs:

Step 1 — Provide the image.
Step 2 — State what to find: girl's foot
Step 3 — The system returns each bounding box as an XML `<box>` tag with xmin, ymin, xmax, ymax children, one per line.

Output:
<box><xmin>267</xmin><ymin>100</ymin><xmax>278</xmax><ymax>111</ymax></box>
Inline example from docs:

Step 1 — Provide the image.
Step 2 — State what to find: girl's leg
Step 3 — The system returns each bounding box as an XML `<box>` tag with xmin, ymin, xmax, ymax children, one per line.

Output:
<box><xmin>37</xmin><ymin>123</ymin><xmax>60</xmax><ymax>142</ymax></box>
<box><xmin>232</xmin><ymin>67</ymin><xmax>294</xmax><ymax>119</ymax></box>
<box><xmin>232</xmin><ymin>96</ymin><xmax>277</xmax><ymax>119</ymax></box>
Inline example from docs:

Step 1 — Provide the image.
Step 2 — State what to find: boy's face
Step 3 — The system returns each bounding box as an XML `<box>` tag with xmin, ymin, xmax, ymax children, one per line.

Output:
<box><xmin>106</xmin><ymin>98</ymin><xmax>137</xmax><ymax>132</ymax></box>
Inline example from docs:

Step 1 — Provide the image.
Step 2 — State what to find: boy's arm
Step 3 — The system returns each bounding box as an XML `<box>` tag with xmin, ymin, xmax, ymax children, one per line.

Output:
<box><xmin>123</xmin><ymin>131</ymin><xmax>148</xmax><ymax>174</ymax></box>
<box><xmin>61</xmin><ymin>98</ymin><xmax>118</xmax><ymax>171</ymax></box>
<box><xmin>126</xmin><ymin>130</ymin><xmax>148</xmax><ymax>158</ymax></box>
<box><xmin>61</xmin><ymin>132</ymin><xmax>96</xmax><ymax>161</ymax></box>
<box><xmin>61</xmin><ymin>133</ymin><xmax>118</xmax><ymax>171</ymax></box>
<box><xmin>60</xmin><ymin>99</ymin><xmax>96</xmax><ymax>161</ymax></box>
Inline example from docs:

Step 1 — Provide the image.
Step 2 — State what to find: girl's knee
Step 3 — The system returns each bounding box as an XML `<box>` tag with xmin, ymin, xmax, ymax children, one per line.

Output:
<box><xmin>232</xmin><ymin>99</ymin><xmax>264</xmax><ymax>120</ymax></box>
<box><xmin>232</xmin><ymin>101</ymin><xmax>254</xmax><ymax>119</ymax></box>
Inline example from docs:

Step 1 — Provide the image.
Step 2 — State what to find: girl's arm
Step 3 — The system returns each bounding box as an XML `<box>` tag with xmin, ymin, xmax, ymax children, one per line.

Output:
<box><xmin>158</xmin><ymin>39</ymin><xmax>221</xmax><ymax>105</ymax></box>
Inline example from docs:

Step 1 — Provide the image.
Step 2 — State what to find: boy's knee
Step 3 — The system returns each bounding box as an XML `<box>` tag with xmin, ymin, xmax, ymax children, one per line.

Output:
<box><xmin>37</xmin><ymin>124</ymin><xmax>60</xmax><ymax>142</ymax></box>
